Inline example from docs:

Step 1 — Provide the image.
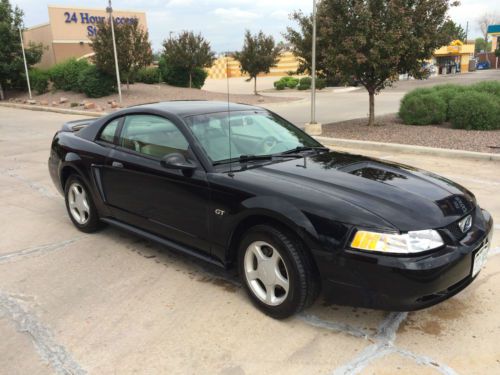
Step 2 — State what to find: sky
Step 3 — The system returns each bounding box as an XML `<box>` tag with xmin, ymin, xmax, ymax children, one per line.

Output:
<box><xmin>15</xmin><ymin>0</ymin><xmax>500</xmax><ymax>53</ymax></box>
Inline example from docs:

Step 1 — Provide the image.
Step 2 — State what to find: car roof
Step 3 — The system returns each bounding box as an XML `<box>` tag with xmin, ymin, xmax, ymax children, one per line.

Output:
<box><xmin>130</xmin><ymin>100</ymin><xmax>263</xmax><ymax>117</ymax></box>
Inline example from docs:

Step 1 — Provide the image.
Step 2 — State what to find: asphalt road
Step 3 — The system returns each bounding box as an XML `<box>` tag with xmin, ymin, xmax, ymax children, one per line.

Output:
<box><xmin>262</xmin><ymin>69</ymin><xmax>500</xmax><ymax>126</ymax></box>
<box><xmin>1</xmin><ymin>107</ymin><xmax>499</xmax><ymax>375</ymax></box>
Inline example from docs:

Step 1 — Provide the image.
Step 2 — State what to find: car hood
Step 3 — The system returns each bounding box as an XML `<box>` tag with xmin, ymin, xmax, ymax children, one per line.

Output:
<box><xmin>247</xmin><ymin>151</ymin><xmax>476</xmax><ymax>231</ymax></box>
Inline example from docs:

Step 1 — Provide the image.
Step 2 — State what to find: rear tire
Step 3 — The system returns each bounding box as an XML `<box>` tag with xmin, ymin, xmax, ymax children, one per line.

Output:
<box><xmin>64</xmin><ymin>175</ymin><xmax>103</xmax><ymax>233</ymax></box>
<box><xmin>238</xmin><ymin>224</ymin><xmax>319</xmax><ymax>319</ymax></box>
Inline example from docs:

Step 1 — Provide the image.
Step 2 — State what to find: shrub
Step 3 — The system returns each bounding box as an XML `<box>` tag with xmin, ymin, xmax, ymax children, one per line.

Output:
<box><xmin>433</xmin><ymin>84</ymin><xmax>467</xmax><ymax>121</ymax></box>
<box><xmin>299</xmin><ymin>76</ymin><xmax>312</xmax><ymax>86</ymax></box>
<box><xmin>159</xmin><ymin>57</ymin><xmax>207</xmax><ymax>89</ymax></box>
<box><xmin>470</xmin><ymin>81</ymin><xmax>500</xmax><ymax>98</ymax></box>
<box><xmin>316</xmin><ymin>78</ymin><xmax>326</xmax><ymax>90</ymax></box>
<box><xmin>273</xmin><ymin>76</ymin><xmax>299</xmax><ymax>89</ymax></box>
<box><xmin>298</xmin><ymin>76</ymin><xmax>312</xmax><ymax>90</ymax></box>
<box><xmin>275</xmin><ymin>81</ymin><xmax>286</xmax><ymax>90</ymax></box>
<box><xmin>281</xmin><ymin>76</ymin><xmax>299</xmax><ymax>88</ymax></box>
<box><xmin>449</xmin><ymin>91</ymin><xmax>500</xmax><ymax>130</ymax></box>
<box><xmin>399</xmin><ymin>90</ymin><xmax>446</xmax><ymax>125</ymax></box>
<box><xmin>77</xmin><ymin>65</ymin><xmax>116</xmax><ymax>98</ymax></box>
<box><xmin>29</xmin><ymin>68</ymin><xmax>50</xmax><ymax>94</ymax></box>
<box><xmin>49</xmin><ymin>58</ymin><xmax>90</xmax><ymax>91</ymax></box>
<box><xmin>137</xmin><ymin>67</ymin><xmax>160</xmax><ymax>84</ymax></box>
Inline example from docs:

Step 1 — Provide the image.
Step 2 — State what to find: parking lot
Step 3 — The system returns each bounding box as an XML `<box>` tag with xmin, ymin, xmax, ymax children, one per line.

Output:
<box><xmin>1</xmin><ymin>106</ymin><xmax>499</xmax><ymax>375</ymax></box>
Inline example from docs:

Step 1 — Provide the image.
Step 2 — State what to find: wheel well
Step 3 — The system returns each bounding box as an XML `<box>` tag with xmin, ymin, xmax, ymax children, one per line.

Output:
<box><xmin>227</xmin><ymin>215</ymin><xmax>319</xmax><ymax>274</ymax></box>
<box><xmin>60</xmin><ymin>166</ymin><xmax>79</xmax><ymax>190</ymax></box>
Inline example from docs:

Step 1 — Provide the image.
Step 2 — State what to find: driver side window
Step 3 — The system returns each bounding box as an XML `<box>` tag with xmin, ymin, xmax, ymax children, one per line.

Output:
<box><xmin>119</xmin><ymin>115</ymin><xmax>189</xmax><ymax>158</ymax></box>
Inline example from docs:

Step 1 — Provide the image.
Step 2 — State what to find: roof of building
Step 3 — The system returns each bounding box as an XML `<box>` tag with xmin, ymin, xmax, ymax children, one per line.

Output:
<box><xmin>487</xmin><ymin>25</ymin><xmax>500</xmax><ymax>34</ymax></box>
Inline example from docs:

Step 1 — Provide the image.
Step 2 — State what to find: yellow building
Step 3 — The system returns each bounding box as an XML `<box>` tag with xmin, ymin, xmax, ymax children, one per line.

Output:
<box><xmin>23</xmin><ymin>5</ymin><xmax>148</xmax><ymax>69</ymax></box>
<box><xmin>433</xmin><ymin>41</ymin><xmax>475</xmax><ymax>74</ymax></box>
<box><xmin>206</xmin><ymin>51</ymin><xmax>301</xmax><ymax>79</ymax></box>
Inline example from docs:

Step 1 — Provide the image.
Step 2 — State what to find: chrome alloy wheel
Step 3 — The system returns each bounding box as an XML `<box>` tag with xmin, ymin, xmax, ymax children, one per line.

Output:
<box><xmin>67</xmin><ymin>182</ymin><xmax>90</xmax><ymax>225</ymax></box>
<box><xmin>243</xmin><ymin>241</ymin><xmax>290</xmax><ymax>306</ymax></box>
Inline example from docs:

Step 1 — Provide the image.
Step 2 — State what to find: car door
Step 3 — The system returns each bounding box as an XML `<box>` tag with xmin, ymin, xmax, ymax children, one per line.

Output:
<box><xmin>99</xmin><ymin>114</ymin><xmax>211</xmax><ymax>254</ymax></box>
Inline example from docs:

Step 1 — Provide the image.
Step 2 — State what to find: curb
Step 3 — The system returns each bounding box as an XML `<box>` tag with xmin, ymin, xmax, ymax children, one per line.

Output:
<box><xmin>315</xmin><ymin>136</ymin><xmax>500</xmax><ymax>162</ymax></box>
<box><xmin>0</xmin><ymin>102</ymin><xmax>106</xmax><ymax>117</ymax></box>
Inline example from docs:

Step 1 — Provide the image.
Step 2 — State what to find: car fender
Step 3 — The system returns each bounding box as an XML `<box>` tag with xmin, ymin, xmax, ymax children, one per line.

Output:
<box><xmin>222</xmin><ymin>196</ymin><xmax>321</xmax><ymax>259</ymax></box>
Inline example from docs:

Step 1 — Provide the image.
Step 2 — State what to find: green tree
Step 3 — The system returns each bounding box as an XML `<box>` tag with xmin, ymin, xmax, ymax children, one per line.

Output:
<box><xmin>91</xmin><ymin>18</ymin><xmax>153</xmax><ymax>90</ymax></box>
<box><xmin>234</xmin><ymin>30</ymin><xmax>282</xmax><ymax>95</ymax></box>
<box><xmin>438</xmin><ymin>20</ymin><xmax>467</xmax><ymax>45</ymax></box>
<box><xmin>284</xmin><ymin>12</ymin><xmax>336</xmax><ymax>81</ymax></box>
<box><xmin>0</xmin><ymin>0</ymin><xmax>43</xmax><ymax>100</ymax></box>
<box><xmin>475</xmin><ymin>37</ymin><xmax>492</xmax><ymax>53</ymax></box>
<box><xmin>310</xmin><ymin>0</ymin><xmax>457</xmax><ymax>126</ymax></box>
<box><xmin>162</xmin><ymin>31</ymin><xmax>215</xmax><ymax>88</ymax></box>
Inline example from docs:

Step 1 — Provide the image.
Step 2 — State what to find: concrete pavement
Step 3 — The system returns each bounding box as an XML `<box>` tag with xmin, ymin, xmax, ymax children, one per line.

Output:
<box><xmin>1</xmin><ymin>106</ymin><xmax>499</xmax><ymax>375</ymax></box>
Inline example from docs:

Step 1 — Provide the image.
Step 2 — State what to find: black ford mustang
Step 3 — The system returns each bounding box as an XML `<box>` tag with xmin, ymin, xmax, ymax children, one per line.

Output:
<box><xmin>49</xmin><ymin>101</ymin><xmax>493</xmax><ymax>319</ymax></box>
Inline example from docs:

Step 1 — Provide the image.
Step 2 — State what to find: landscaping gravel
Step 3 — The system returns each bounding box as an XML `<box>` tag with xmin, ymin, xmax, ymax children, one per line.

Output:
<box><xmin>323</xmin><ymin>114</ymin><xmax>500</xmax><ymax>154</ymax></box>
<box><xmin>8</xmin><ymin>82</ymin><xmax>298</xmax><ymax>112</ymax></box>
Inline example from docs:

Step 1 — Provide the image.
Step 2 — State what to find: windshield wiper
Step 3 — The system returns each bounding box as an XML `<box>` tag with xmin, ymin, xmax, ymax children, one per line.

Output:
<box><xmin>281</xmin><ymin>146</ymin><xmax>330</xmax><ymax>155</ymax></box>
<box><xmin>213</xmin><ymin>153</ymin><xmax>304</xmax><ymax>166</ymax></box>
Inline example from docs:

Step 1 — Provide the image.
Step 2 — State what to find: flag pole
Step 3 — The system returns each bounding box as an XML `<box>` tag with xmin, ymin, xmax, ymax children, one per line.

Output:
<box><xmin>19</xmin><ymin>27</ymin><xmax>32</xmax><ymax>100</ymax></box>
<box><xmin>107</xmin><ymin>0</ymin><xmax>122</xmax><ymax>104</ymax></box>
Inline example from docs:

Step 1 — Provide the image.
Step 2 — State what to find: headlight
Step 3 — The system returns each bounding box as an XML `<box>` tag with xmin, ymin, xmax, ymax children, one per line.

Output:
<box><xmin>350</xmin><ymin>229</ymin><xmax>444</xmax><ymax>254</ymax></box>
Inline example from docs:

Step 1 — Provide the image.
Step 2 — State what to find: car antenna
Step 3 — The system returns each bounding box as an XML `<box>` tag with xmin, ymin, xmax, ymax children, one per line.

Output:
<box><xmin>226</xmin><ymin>53</ymin><xmax>234</xmax><ymax>177</ymax></box>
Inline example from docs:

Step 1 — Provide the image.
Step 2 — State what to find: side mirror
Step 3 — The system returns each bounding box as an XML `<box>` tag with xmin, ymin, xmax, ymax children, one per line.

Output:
<box><xmin>160</xmin><ymin>153</ymin><xmax>196</xmax><ymax>171</ymax></box>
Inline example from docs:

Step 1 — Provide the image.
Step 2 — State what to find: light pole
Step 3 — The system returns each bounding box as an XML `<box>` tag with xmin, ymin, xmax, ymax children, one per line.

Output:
<box><xmin>106</xmin><ymin>0</ymin><xmax>122</xmax><ymax>104</ymax></box>
<box><xmin>19</xmin><ymin>27</ymin><xmax>32</xmax><ymax>100</ymax></box>
<box><xmin>305</xmin><ymin>0</ymin><xmax>322</xmax><ymax>135</ymax></box>
<box><xmin>311</xmin><ymin>0</ymin><xmax>317</xmax><ymax>124</ymax></box>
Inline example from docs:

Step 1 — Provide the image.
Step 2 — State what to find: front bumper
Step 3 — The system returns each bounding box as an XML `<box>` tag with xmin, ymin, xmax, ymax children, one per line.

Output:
<box><xmin>319</xmin><ymin>208</ymin><xmax>494</xmax><ymax>311</ymax></box>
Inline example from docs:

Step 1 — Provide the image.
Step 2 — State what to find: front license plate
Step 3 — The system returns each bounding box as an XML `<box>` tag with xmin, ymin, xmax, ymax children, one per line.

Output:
<box><xmin>472</xmin><ymin>242</ymin><xmax>490</xmax><ymax>277</ymax></box>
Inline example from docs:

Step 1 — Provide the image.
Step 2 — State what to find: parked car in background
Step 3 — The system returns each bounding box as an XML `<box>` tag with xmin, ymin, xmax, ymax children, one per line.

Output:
<box><xmin>476</xmin><ymin>61</ymin><xmax>490</xmax><ymax>70</ymax></box>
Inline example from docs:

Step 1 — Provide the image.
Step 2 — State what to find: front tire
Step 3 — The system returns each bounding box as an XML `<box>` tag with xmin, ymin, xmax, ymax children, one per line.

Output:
<box><xmin>238</xmin><ymin>224</ymin><xmax>319</xmax><ymax>319</ymax></box>
<box><xmin>64</xmin><ymin>175</ymin><xmax>103</xmax><ymax>233</ymax></box>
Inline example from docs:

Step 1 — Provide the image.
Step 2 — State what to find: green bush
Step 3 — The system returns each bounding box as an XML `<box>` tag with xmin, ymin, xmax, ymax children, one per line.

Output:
<box><xmin>282</xmin><ymin>77</ymin><xmax>299</xmax><ymax>88</ymax></box>
<box><xmin>137</xmin><ymin>67</ymin><xmax>160</xmax><ymax>84</ymax></box>
<box><xmin>399</xmin><ymin>90</ymin><xmax>446</xmax><ymax>125</ymax></box>
<box><xmin>77</xmin><ymin>65</ymin><xmax>116</xmax><ymax>98</ymax></box>
<box><xmin>273</xmin><ymin>76</ymin><xmax>299</xmax><ymax>89</ymax></box>
<box><xmin>432</xmin><ymin>84</ymin><xmax>467</xmax><ymax>120</ymax></box>
<box><xmin>159</xmin><ymin>57</ymin><xmax>207</xmax><ymax>89</ymax></box>
<box><xmin>49</xmin><ymin>58</ymin><xmax>90</xmax><ymax>91</ymax></box>
<box><xmin>275</xmin><ymin>81</ymin><xmax>286</xmax><ymax>90</ymax></box>
<box><xmin>470</xmin><ymin>81</ymin><xmax>500</xmax><ymax>98</ymax></box>
<box><xmin>449</xmin><ymin>91</ymin><xmax>500</xmax><ymax>130</ymax></box>
<box><xmin>299</xmin><ymin>77</ymin><xmax>312</xmax><ymax>86</ymax></box>
<box><xmin>297</xmin><ymin>76</ymin><xmax>312</xmax><ymax>90</ymax></box>
<box><xmin>29</xmin><ymin>68</ymin><xmax>50</xmax><ymax>94</ymax></box>
<box><xmin>316</xmin><ymin>78</ymin><xmax>326</xmax><ymax>90</ymax></box>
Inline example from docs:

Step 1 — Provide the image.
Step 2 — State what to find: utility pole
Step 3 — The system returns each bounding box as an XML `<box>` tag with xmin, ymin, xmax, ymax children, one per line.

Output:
<box><xmin>106</xmin><ymin>0</ymin><xmax>122</xmax><ymax>104</ymax></box>
<box><xmin>19</xmin><ymin>27</ymin><xmax>32</xmax><ymax>100</ymax></box>
<box><xmin>465</xmin><ymin>21</ymin><xmax>469</xmax><ymax>43</ymax></box>
<box><xmin>305</xmin><ymin>0</ymin><xmax>322</xmax><ymax>135</ymax></box>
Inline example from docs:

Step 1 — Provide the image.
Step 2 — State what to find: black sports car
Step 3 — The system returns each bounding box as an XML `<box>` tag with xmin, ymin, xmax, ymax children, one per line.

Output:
<box><xmin>48</xmin><ymin>101</ymin><xmax>493</xmax><ymax>319</ymax></box>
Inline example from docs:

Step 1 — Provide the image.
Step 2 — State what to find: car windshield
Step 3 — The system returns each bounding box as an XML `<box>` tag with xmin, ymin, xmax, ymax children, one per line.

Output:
<box><xmin>184</xmin><ymin>110</ymin><xmax>323</xmax><ymax>163</ymax></box>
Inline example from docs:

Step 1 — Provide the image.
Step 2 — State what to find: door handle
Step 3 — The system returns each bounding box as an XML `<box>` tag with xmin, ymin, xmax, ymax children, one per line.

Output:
<box><xmin>111</xmin><ymin>161</ymin><xmax>124</xmax><ymax>168</ymax></box>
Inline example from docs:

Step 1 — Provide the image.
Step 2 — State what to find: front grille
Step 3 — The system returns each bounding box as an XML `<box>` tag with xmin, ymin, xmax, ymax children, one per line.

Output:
<box><xmin>443</xmin><ymin>209</ymin><xmax>475</xmax><ymax>241</ymax></box>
